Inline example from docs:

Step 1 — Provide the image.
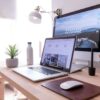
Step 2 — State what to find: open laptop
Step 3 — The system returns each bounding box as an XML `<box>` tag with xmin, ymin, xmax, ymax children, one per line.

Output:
<box><xmin>13</xmin><ymin>37</ymin><xmax>76</xmax><ymax>82</ymax></box>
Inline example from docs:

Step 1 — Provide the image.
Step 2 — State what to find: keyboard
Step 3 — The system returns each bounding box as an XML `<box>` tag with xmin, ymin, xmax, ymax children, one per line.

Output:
<box><xmin>33</xmin><ymin>67</ymin><xmax>60</xmax><ymax>75</ymax></box>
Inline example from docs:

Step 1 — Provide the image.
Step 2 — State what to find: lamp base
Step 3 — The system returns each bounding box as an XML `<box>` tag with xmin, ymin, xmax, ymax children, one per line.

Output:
<box><xmin>88</xmin><ymin>67</ymin><xmax>96</xmax><ymax>76</ymax></box>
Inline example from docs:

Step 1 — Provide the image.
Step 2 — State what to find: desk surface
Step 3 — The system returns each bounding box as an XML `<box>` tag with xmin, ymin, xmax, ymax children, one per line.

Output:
<box><xmin>0</xmin><ymin>68</ymin><xmax>100</xmax><ymax>100</ymax></box>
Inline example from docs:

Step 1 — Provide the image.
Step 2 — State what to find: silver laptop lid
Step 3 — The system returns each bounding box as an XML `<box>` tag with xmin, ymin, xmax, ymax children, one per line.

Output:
<box><xmin>40</xmin><ymin>37</ymin><xmax>76</xmax><ymax>72</ymax></box>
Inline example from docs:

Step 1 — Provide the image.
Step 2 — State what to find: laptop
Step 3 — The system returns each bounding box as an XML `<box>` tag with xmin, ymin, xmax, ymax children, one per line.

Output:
<box><xmin>13</xmin><ymin>37</ymin><xmax>76</xmax><ymax>82</ymax></box>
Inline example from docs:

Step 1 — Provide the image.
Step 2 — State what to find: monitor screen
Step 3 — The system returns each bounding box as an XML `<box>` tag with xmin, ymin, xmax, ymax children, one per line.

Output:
<box><xmin>53</xmin><ymin>4</ymin><xmax>100</xmax><ymax>51</ymax></box>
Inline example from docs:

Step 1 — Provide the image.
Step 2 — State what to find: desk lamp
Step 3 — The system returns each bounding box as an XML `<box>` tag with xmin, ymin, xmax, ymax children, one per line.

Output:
<box><xmin>29</xmin><ymin>6</ymin><xmax>62</xmax><ymax>24</ymax></box>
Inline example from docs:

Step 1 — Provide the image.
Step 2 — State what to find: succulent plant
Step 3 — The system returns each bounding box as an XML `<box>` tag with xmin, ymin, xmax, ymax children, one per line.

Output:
<box><xmin>6</xmin><ymin>44</ymin><xmax>19</xmax><ymax>59</ymax></box>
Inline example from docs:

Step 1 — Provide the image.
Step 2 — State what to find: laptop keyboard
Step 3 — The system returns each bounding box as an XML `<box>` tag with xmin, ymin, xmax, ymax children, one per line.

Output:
<box><xmin>33</xmin><ymin>67</ymin><xmax>60</xmax><ymax>75</ymax></box>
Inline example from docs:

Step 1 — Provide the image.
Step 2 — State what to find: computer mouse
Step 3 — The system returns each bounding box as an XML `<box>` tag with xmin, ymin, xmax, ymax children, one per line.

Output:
<box><xmin>60</xmin><ymin>80</ymin><xmax>83</xmax><ymax>90</ymax></box>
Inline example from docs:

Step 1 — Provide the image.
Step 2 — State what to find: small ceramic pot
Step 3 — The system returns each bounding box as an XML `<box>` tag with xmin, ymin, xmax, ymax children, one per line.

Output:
<box><xmin>6</xmin><ymin>58</ymin><xmax>18</xmax><ymax>68</ymax></box>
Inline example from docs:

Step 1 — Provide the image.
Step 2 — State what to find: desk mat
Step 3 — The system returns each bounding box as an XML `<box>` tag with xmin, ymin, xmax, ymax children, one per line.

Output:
<box><xmin>42</xmin><ymin>77</ymin><xmax>100</xmax><ymax>100</ymax></box>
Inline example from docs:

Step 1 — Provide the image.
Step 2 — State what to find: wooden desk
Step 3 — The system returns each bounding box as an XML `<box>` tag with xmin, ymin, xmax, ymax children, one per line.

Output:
<box><xmin>0</xmin><ymin>68</ymin><xmax>100</xmax><ymax>100</ymax></box>
<box><xmin>0</xmin><ymin>76</ymin><xmax>4</xmax><ymax>100</ymax></box>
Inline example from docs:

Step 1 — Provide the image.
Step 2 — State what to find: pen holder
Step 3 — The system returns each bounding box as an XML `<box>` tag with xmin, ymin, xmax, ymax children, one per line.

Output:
<box><xmin>88</xmin><ymin>67</ymin><xmax>96</xmax><ymax>76</ymax></box>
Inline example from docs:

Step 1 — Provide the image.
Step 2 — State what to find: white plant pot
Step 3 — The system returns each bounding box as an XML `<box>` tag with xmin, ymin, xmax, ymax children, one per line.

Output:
<box><xmin>6</xmin><ymin>58</ymin><xmax>18</xmax><ymax>68</ymax></box>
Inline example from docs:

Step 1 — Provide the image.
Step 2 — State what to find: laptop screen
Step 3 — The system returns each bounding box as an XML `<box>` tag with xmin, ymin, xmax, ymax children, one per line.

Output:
<box><xmin>40</xmin><ymin>37</ymin><xmax>76</xmax><ymax>71</ymax></box>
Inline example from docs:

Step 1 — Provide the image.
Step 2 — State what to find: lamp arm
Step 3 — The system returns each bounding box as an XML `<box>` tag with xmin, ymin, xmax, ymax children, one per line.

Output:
<box><xmin>40</xmin><ymin>11</ymin><xmax>51</xmax><ymax>13</ymax></box>
<box><xmin>40</xmin><ymin>9</ymin><xmax>62</xmax><ymax>16</ymax></box>
<box><xmin>38</xmin><ymin>6</ymin><xmax>62</xmax><ymax>16</ymax></box>
<box><xmin>29</xmin><ymin>6</ymin><xmax>62</xmax><ymax>24</ymax></box>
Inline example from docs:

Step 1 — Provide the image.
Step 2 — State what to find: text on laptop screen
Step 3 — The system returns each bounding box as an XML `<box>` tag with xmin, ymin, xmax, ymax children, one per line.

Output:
<box><xmin>41</xmin><ymin>38</ymin><xmax>75</xmax><ymax>70</ymax></box>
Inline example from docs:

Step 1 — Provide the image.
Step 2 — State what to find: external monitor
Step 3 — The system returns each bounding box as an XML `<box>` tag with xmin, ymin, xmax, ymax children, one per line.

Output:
<box><xmin>53</xmin><ymin>4</ymin><xmax>100</xmax><ymax>52</ymax></box>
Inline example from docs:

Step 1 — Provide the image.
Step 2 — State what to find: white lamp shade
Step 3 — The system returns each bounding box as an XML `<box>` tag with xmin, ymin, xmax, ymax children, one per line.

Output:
<box><xmin>29</xmin><ymin>10</ymin><xmax>41</xmax><ymax>24</ymax></box>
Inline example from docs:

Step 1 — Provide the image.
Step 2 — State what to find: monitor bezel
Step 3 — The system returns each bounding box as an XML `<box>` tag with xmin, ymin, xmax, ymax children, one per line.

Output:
<box><xmin>53</xmin><ymin>4</ymin><xmax>100</xmax><ymax>52</ymax></box>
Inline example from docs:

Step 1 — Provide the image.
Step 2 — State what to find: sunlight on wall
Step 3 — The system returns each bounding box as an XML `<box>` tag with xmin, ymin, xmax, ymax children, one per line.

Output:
<box><xmin>0</xmin><ymin>0</ymin><xmax>52</xmax><ymax>67</ymax></box>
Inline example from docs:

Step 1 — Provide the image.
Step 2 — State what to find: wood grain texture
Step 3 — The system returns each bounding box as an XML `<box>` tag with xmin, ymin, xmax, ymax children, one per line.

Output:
<box><xmin>0</xmin><ymin>68</ymin><xmax>100</xmax><ymax>100</ymax></box>
<box><xmin>0</xmin><ymin>76</ymin><xmax>4</xmax><ymax>100</ymax></box>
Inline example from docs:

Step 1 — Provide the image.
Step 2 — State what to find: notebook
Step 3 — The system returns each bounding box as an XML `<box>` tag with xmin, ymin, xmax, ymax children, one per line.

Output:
<box><xmin>13</xmin><ymin>37</ymin><xmax>76</xmax><ymax>82</ymax></box>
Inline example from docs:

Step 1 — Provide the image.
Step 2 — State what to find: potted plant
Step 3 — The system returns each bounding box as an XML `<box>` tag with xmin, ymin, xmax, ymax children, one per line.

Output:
<box><xmin>6</xmin><ymin>44</ymin><xmax>19</xmax><ymax>68</ymax></box>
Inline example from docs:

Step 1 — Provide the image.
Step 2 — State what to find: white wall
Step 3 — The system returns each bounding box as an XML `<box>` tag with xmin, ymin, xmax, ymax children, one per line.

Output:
<box><xmin>0</xmin><ymin>0</ymin><xmax>16</xmax><ymax>19</ymax></box>
<box><xmin>52</xmin><ymin>0</ymin><xmax>100</xmax><ymax>14</ymax></box>
<box><xmin>0</xmin><ymin>0</ymin><xmax>52</xmax><ymax>67</ymax></box>
<box><xmin>52</xmin><ymin>0</ymin><xmax>100</xmax><ymax>63</ymax></box>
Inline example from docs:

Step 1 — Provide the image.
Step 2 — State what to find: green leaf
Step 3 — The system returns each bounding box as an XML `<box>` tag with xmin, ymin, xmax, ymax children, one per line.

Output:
<box><xmin>6</xmin><ymin>44</ymin><xmax>19</xmax><ymax>59</ymax></box>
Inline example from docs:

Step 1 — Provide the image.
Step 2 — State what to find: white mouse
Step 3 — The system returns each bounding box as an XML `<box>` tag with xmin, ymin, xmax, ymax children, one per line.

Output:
<box><xmin>60</xmin><ymin>80</ymin><xmax>83</xmax><ymax>90</ymax></box>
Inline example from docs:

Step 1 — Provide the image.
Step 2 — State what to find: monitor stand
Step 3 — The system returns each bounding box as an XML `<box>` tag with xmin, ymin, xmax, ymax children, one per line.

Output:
<box><xmin>73</xmin><ymin>59</ymin><xmax>89</xmax><ymax>66</ymax></box>
<box><xmin>71</xmin><ymin>59</ymin><xmax>88</xmax><ymax>73</ymax></box>
<box><xmin>72</xmin><ymin>57</ymin><xmax>90</xmax><ymax>70</ymax></box>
